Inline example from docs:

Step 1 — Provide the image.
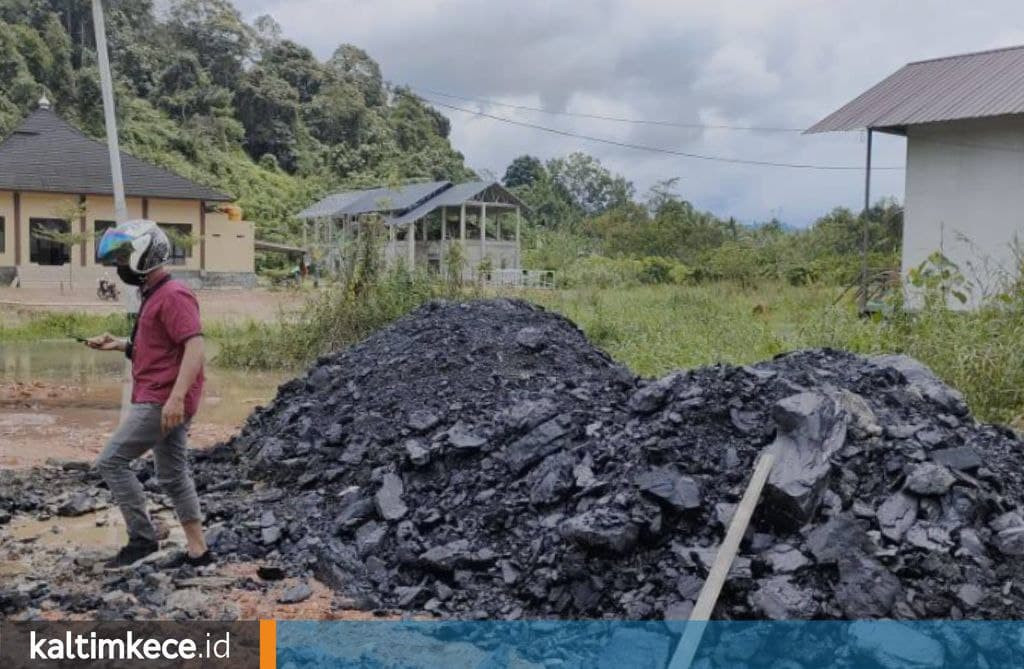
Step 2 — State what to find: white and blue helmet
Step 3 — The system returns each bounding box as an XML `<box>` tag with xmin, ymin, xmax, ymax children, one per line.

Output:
<box><xmin>96</xmin><ymin>220</ymin><xmax>171</xmax><ymax>273</ymax></box>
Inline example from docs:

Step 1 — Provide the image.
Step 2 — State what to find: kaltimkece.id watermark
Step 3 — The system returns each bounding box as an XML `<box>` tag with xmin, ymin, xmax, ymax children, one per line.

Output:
<box><xmin>1</xmin><ymin>621</ymin><xmax>259</xmax><ymax>668</ymax></box>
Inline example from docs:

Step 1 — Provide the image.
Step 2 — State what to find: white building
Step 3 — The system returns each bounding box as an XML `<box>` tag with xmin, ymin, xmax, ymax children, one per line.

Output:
<box><xmin>808</xmin><ymin>45</ymin><xmax>1024</xmax><ymax>308</ymax></box>
<box><xmin>297</xmin><ymin>180</ymin><xmax>534</xmax><ymax>284</ymax></box>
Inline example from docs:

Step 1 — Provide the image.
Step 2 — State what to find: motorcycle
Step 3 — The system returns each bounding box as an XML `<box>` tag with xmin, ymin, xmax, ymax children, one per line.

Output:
<box><xmin>96</xmin><ymin>277</ymin><xmax>119</xmax><ymax>302</ymax></box>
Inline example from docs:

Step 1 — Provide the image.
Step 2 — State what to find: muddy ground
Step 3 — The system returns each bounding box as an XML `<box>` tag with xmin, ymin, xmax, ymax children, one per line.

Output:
<box><xmin>0</xmin><ymin>376</ymin><xmax>377</xmax><ymax>620</ymax></box>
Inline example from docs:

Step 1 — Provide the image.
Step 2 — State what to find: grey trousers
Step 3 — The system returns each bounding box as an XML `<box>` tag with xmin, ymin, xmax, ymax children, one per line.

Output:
<box><xmin>96</xmin><ymin>403</ymin><xmax>202</xmax><ymax>543</ymax></box>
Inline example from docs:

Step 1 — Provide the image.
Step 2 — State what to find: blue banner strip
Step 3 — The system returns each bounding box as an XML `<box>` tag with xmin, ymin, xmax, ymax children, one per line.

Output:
<box><xmin>276</xmin><ymin>620</ymin><xmax>1024</xmax><ymax>668</ymax></box>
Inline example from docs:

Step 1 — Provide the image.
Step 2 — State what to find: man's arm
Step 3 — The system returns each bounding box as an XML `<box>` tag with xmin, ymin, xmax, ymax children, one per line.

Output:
<box><xmin>85</xmin><ymin>332</ymin><xmax>127</xmax><ymax>351</ymax></box>
<box><xmin>161</xmin><ymin>336</ymin><xmax>204</xmax><ymax>435</ymax></box>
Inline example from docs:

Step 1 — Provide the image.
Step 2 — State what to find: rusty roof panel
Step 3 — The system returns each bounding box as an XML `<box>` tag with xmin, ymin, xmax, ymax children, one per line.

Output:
<box><xmin>806</xmin><ymin>45</ymin><xmax>1024</xmax><ymax>133</ymax></box>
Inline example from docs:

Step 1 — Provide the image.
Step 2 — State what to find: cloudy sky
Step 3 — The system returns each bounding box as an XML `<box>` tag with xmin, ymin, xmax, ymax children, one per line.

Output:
<box><xmin>236</xmin><ymin>0</ymin><xmax>1024</xmax><ymax>226</ymax></box>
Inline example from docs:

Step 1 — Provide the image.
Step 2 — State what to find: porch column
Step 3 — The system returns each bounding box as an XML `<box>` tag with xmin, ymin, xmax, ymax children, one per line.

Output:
<box><xmin>199</xmin><ymin>201</ymin><xmax>207</xmax><ymax>272</ymax></box>
<box><xmin>459</xmin><ymin>204</ymin><xmax>466</xmax><ymax>242</ymax></box>
<box><xmin>407</xmin><ymin>221</ymin><xmax>416</xmax><ymax>270</ymax></box>
<box><xmin>480</xmin><ymin>203</ymin><xmax>487</xmax><ymax>259</ymax></box>
<box><xmin>79</xmin><ymin>195</ymin><xmax>87</xmax><ymax>267</ymax></box>
<box><xmin>13</xmin><ymin>191</ymin><xmax>20</xmax><ymax>266</ymax></box>
<box><xmin>515</xmin><ymin>206</ymin><xmax>521</xmax><ymax>268</ymax></box>
<box><xmin>440</xmin><ymin>206</ymin><xmax>446</xmax><ymax>271</ymax></box>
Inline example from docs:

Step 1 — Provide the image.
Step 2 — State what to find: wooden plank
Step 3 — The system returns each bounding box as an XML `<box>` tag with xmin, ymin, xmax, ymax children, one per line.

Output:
<box><xmin>667</xmin><ymin>452</ymin><xmax>775</xmax><ymax>669</ymax></box>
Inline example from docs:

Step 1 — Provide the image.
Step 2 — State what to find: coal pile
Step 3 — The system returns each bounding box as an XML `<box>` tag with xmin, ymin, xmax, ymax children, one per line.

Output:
<box><xmin>197</xmin><ymin>299</ymin><xmax>1024</xmax><ymax>620</ymax></box>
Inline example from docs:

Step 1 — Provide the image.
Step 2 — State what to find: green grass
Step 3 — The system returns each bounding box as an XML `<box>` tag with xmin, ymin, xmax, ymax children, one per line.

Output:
<box><xmin>530</xmin><ymin>282</ymin><xmax>1024</xmax><ymax>426</ymax></box>
<box><xmin>0</xmin><ymin>312</ymin><xmax>132</xmax><ymax>341</ymax></box>
<box><xmin>5</xmin><ymin>280</ymin><xmax>1021</xmax><ymax>427</ymax></box>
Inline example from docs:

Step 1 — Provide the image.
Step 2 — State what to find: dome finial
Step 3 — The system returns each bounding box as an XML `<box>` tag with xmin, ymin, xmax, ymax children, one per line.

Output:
<box><xmin>38</xmin><ymin>94</ymin><xmax>51</xmax><ymax>111</ymax></box>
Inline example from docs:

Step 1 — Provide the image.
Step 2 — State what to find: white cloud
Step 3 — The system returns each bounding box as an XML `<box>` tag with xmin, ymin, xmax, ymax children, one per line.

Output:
<box><xmin>235</xmin><ymin>0</ymin><xmax>1024</xmax><ymax>225</ymax></box>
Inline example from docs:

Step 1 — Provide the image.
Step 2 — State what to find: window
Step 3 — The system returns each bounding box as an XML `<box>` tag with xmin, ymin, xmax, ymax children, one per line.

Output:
<box><xmin>158</xmin><ymin>223</ymin><xmax>193</xmax><ymax>266</ymax></box>
<box><xmin>29</xmin><ymin>218</ymin><xmax>70</xmax><ymax>266</ymax></box>
<box><xmin>0</xmin><ymin>216</ymin><xmax>5</xmax><ymax>254</ymax></box>
<box><xmin>94</xmin><ymin>220</ymin><xmax>116</xmax><ymax>265</ymax></box>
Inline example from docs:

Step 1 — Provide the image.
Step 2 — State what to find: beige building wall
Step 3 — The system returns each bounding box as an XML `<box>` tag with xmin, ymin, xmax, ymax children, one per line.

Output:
<box><xmin>205</xmin><ymin>213</ymin><xmax>254</xmax><ymax>273</ymax></box>
<box><xmin>0</xmin><ymin>190</ymin><xmax>255</xmax><ymax>280</ymax></box>
<box><xmin>147</xmin><ymin>198</ymin><xmax>202</xmax><ymax>271</ymax></box>
<box><xmin>83</xmin><ymin>195</ymin><xmax>144</xmax><ymax>267</ymax></box>
<box><xmin>0</xmin><ymin>191</ymin><xmax>13</xmax><ymax>267</ymax></box>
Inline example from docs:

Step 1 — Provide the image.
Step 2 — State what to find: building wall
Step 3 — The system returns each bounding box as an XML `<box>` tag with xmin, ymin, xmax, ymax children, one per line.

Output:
<box><xmin>0</xmin><ymin>191</ymin><xmax>255</xmax><ymax>279</ymax></box>
<box><xmin>147</xmin><ymin>198</ymin><xmax>202</xmax><ymax>271</ymax></box>
<box><xmin>205</xmin><ymin>213</ymin><xmax>254</xmax><ymax>273</ymax></box>
<box><xmin>83</xmin><ymin>195</ymin><xmax>144</xmax><ymax>267</ymax></box>
<box><xmin>904</xmin><ymin>116</ymin><xmax>1024</xmax><ymax>308</ymax></box>
<box><xmin>0</xmin><ymin>190</ymin><xmax>13</xmax><ymax>269</ymax></box>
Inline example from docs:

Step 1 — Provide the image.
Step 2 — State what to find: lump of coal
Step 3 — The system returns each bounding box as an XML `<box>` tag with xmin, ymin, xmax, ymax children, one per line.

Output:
<box><xmin>374</xmin><ymin>473</ymin><xmax>408</xmax><ymax>521</ymax></box>
<box><xmin>278</xmin><ymin>582</ymin><xmax>313</xmax><ymax>604</ymax></box>
<box><xmin>750</xmin><ymin>576</ymin><xmax>818</xmax><ymax>619</ymax></box>
<box><xmin>560</xmin><ymin>508</ymin><xmax>639</xmax><ymax>555</ymax></box>
<box><xmin>931</xmin><ymin>446</ymin><xmax>983</xmax><ymax>472</ymax></box>
<box><xmin>406</xmin><ymin>411</ymin><xmax>440</xmax><ymax>433</ymax></box>
<box><xmin>635</xmin><ymin>468</ymin><xmax>701</xmax><ymax>511</ymax></box>
<box><xmin>905</xmin><ymin>463</ymin><xmax>956</xmax><ymax>496</ymax></box>
<box><xmin>763</xmin><ymin>392</ymin><xmax>847</xmax><ymax>529</ymax></box>
<box><xmin>877</xmin><ymin>492</ymin><xmax>918</xmax><ymax>542</ymax></box>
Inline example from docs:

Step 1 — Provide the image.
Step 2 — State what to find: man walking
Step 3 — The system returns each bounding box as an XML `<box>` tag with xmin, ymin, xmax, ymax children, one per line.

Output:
<box><xmin>88</xmin><ymin>220</ymin><xmax>211</xmax><ymax>568</ymax></box>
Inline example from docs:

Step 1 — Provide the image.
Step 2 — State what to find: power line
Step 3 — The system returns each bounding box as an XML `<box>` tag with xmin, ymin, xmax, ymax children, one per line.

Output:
<box><xmin>423</xmin><ymin>98</ymin><xmax>905</xmax><ymax>171</ymax></box>
<box><xmin>414</xmin><ymin>86</ymin><xmax>806</xmax><ymax>132</ymax></box>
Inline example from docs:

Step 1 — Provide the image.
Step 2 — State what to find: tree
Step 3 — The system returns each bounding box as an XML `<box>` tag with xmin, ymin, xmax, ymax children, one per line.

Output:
<box><xmin>547</xmin><ymin>152</ymin><xmax>634</xmax><ymax>216</ymax></box>
<box><xmin>503</xmin><ymin>155</ymin><xmax>544</xmax><ymax>189</ymax></box>
<box><xmin>304</xmin><ymin>80</ymin><xmax>365</xmax><ymax>146</ymax></box>
<box><xmin>166</xmin><ymin>0</ymin><xmax>252</xmax><ymax>89</ymax></box>
<box><xmin>261</xmin><ymin>40</ymin><xmax>325</xmax><ymax>104</ymax></box>
<box><xmin>234</xmin><ymin>66</ymin><xmax>300</xmax><ymax>170</ymax></box>
<box><xmin>327</xmin><ymin>44</ymin><xmax>384</xmax><ymax>107</ymax></box>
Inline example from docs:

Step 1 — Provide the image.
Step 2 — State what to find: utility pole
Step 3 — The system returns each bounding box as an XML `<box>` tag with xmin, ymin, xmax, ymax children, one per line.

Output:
<box><xmin>92</xmin><ymin>0</ymin><xmax>134</xmax><ymax>421</ymax></box>
<box><xmin>859</xmin><ymin>128</ymin><xmax>873</xmax><ymax>315</ymax></box>
<box><xmin>92</xmin><ymin>0</ymin><xmax>127</xmax><ymax>224</ymax></box>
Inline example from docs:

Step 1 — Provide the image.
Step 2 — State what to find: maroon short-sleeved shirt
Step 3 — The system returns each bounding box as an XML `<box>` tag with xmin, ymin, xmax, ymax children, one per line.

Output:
<box><xmin>131</xmin><ymin>277</ymin><xmax>205</xmax><ymax>417</ymax></box>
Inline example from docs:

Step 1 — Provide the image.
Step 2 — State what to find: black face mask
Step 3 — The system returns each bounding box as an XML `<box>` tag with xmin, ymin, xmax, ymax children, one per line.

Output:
<box><xmin>117</xmin><ymin>265</ymin><xmax>146</xmax><ymax>286</ymax></box>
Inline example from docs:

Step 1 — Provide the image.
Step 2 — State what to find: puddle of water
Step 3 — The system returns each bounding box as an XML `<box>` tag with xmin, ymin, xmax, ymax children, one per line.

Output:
<box><xmin>6</xmin><ymin>508</ymin><xmax>184</xmax><ymax>550</ymax></box>
<box><xmin>0</xmin><ymin>340</ymin><xmax>290</xmax><ymax>426</ymax></box>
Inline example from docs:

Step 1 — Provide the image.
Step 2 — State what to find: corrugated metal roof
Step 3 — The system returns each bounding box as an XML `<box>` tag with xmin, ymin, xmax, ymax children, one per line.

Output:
<box><xmin>806</xmin><ymin>44</ymin><xmax>1024</xmax><ymax>133</ymax></box>
<box><xmin>296</xmin><ymin>181</ymin><xmax>452</xmax><ymax>219</ymax></box>
<box><xmin>386</xmin><ymin>181</ymin><xmax>526</xmax><ymax>227</ymax></box>
<box><xmin>0</xmin><ymin>108</ymin><xmax>232</xmax><ymax>200</ymax></box>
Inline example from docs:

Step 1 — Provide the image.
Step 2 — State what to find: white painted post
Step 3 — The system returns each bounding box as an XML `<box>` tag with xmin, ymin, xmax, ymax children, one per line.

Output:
<box><xmin>440</xmin><ymin>206</ymin><xmax>446</xmax><ymax>273</ymax></box>
<box><xmin>92</xmin><ymin>0</ymin><xmax>132</xmax><ymax>423</ymax></box>
<box><xmin>480</xmin><ymin>203</ymin><xmax>487</xmax><ymax>258</ymax></box>
<box><xmin>92</xmin><ymin>0</ymin><xmax>126</xmax><ymax>225</ymax></box>
<box><xmin>407</xmin><ymin>221</ymin><xmax>416</xmax><ymax>270</ymax></box>
<box><xmin>459</xmin><ymin>204</ymin><xmax>467</xmax><ymax>281</ymax></box>
<box><xmin>515</xmin><ymin>206</ymin><xmax>521</xmax><ymax>268</ymax></box>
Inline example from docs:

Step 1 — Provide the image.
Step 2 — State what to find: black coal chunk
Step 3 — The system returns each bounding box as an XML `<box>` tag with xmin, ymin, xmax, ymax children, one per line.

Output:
<box><xmin>560</xmin><ymin>508</ymin><xmax>639</xmax><ymax>555</ymax></box>
<box><xmin>635</xmin><ymin>468</ymin><xmax>702</xmax><ymax>511</ymax></box>
<box><xmin>762</xmin><ymin>392</ymin><xmax>847</xmax><ymax>530</ymax></box>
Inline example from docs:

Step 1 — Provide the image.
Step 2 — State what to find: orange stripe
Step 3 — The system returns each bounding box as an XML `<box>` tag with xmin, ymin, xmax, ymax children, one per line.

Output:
<box><xmin>259</xmin><ymin>619</ymin><xmax>276</xmax><ymax>669</ymax></box>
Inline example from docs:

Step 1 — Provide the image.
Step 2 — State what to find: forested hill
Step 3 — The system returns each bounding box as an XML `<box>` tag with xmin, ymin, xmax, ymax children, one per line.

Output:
<box><xmin>0</xmin><ymin>0</ymin><xmax>474</xmax><ymax>240</ymax></box>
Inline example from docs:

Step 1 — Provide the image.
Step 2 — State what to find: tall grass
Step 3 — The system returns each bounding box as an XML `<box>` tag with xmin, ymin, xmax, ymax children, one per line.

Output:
<box><xmin>532</xmin><ymin>282</ymin><xmax>1024</xmax><ymax>426</ymax></box>
<box><xmin>216</xmin><ymin>268</ymin><xmax>475</xmax><ymax>369</ymax></box>
<box><xmin>0</xmin><ymin>311</ymin><xmax>131</xmax><ymax>341</ymax></box>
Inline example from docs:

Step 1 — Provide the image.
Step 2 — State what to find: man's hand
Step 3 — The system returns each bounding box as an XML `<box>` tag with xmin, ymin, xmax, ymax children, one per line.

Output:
<box><xmin>162</xmin><ymin>393</ymin><xmax>185</xmax><ymax>436</ymax></box>
<box><xmin>86</xmin><ymin>332</ymin><xmax>126</xmax><ymax>351</ymax></box>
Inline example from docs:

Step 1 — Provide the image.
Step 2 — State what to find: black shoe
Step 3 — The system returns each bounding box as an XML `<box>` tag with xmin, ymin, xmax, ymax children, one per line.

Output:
<box><xmin>104</xmin><ymin>538</ymin><xmax>160</xmax><ymax>569</ymax></box>
<box><xmin>185</xmin><ymin>551</ymin><xmax>215</xmax><ymax>567</ymax></box>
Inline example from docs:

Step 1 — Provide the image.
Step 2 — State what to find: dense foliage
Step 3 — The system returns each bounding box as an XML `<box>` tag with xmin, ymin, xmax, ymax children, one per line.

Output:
<box><xmin>0</xmin><ymin>0</ymin><xmax>473</xmax><ymax>246</ymax></box>
<box><xmin>506</xmin><ymin>156</ymin><xmax>904</xmax><ymax>288</ymax></box>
